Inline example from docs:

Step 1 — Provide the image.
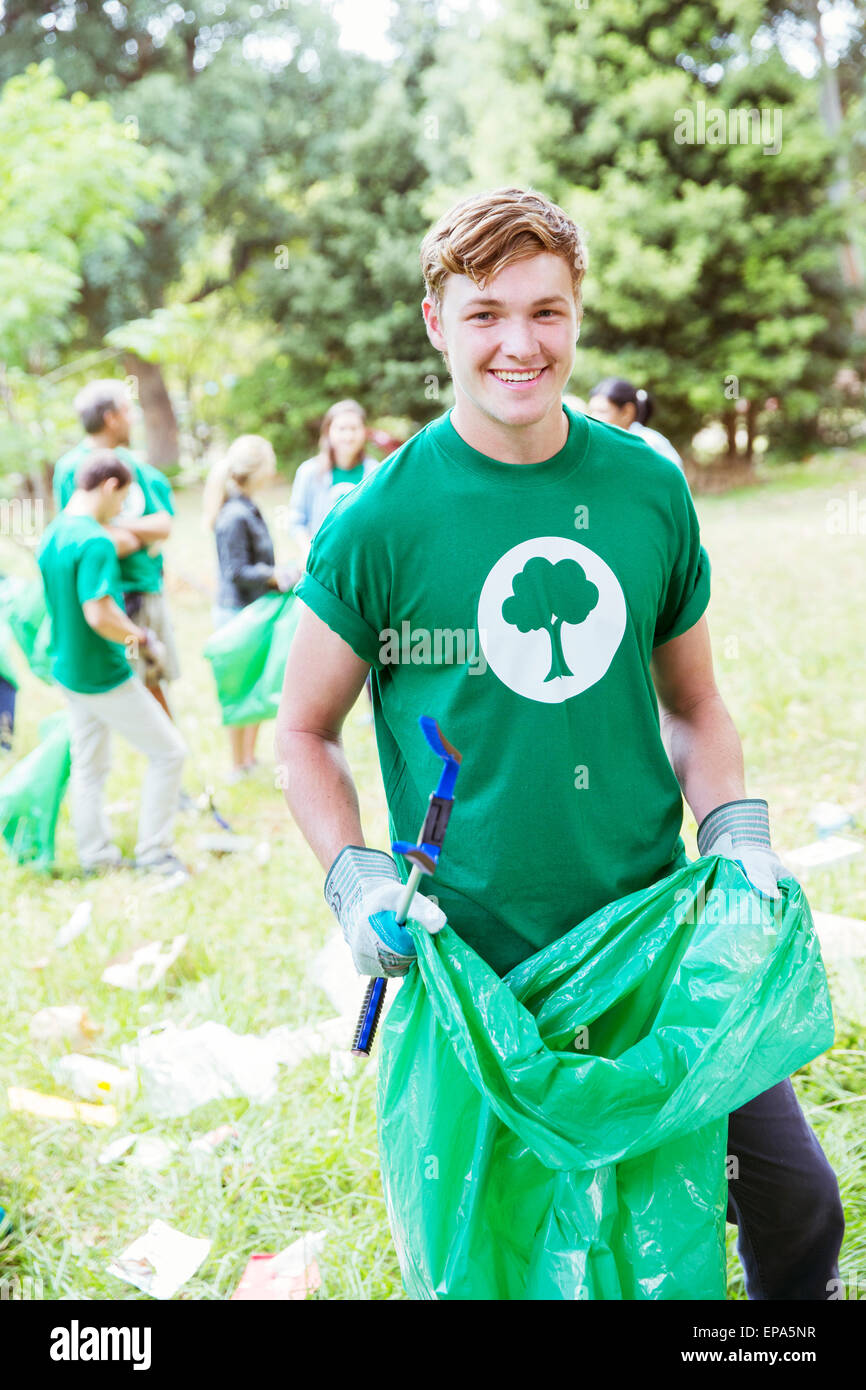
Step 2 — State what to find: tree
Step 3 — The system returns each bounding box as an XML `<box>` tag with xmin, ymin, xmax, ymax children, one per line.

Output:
<box><xmin>502</xmin><ymin>557</ymin><xmax>599</xmax><ymax>682</ymax></box>
<box><xmin>444</xmin><ymin>0</ymin><xmax>861</xmax><ymax>463</ymax></box>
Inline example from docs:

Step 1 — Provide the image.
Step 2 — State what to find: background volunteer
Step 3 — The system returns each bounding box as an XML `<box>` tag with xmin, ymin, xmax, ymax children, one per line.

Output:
<box><xmin>275</xmin><ymin>186</ymin><xmax>844</xmax><ymax>1301</ymax></box>
<box><xmin>202</xmin><ymin>432</ymin><xmax>297</xmax><ymax>778</ymax></box>
<box><xmin>37</xmin><ymin>450</ymin><xmax>187</xmax><ymax>875</ymax></box>
<box><xmin>53</xmin><ymin>378</ymin><xmax>181</xmax><ymax>715</ymax></box>
<box><xmin>588</xmin><ymin>376</ymin><xmax>685</xmax><ymax>472</ymax></box>
<box><xmin>288</xmin><ymin>398</ymin><xmax>380</xmax><ymax>562</ymax></box>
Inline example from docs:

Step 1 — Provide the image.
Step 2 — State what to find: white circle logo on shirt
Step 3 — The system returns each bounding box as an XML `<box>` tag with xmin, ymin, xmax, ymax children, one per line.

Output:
<box><xmin>477</xmin><ymin>537</ymin><xmax>627</xmax><ymax>703</ymax></box>
<box><xmin>118</xmin><ymin>480</ymin><xmax>146</xmax><ymax>519</ymax></box>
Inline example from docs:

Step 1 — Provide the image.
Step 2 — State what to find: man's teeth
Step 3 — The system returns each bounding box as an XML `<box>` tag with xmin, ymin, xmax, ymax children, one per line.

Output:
<box><xmin>490</xmin><ymin>368</ymin><xmax>545</xmax><ymax>382</ymax></box>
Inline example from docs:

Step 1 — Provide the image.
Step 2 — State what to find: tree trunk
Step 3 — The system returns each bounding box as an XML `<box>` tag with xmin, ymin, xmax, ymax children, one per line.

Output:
<box><xmin>744</xmin><ymin>400</ymin><xmax>756</xmax><ymax>464</ymax></box>
<box><xmin>723</xmin><ymin>409</ymin><xmax>738</xmax><ymax>460</ymax></box>
<box><xmin>123</xmin><ymin>353</ymin><xmax>178</xmax><ymax>469</ymax></box>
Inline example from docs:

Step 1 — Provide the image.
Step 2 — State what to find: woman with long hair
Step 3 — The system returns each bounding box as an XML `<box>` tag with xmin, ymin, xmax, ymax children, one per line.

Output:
<box><xmin>204</xmin><ymin>434</ymin><xmax>295</xmax><ymax>779</ymax></box>
<box><xmin>288</xmin><ymin>400</ymin><xmax>380</xmax><ymax>564</ymax></box>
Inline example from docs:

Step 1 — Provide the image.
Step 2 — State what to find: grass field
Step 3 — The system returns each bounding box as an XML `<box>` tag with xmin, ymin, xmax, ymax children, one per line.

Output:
<box><xmin>1</xmin><ymin>450</ymin><xmax>865</xmax><ymax>1301</ymax></box>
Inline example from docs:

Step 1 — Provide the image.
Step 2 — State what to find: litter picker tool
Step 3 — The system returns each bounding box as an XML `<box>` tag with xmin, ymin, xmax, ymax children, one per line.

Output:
<box><xmin>351</xmin><ymin>716</ymin><xmax>462</xmax><ymax>1058</ymax></box>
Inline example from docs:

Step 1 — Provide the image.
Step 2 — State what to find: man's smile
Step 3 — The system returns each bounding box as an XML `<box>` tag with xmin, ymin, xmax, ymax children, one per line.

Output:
<box><xmin>488</xmin><ymin>366</ymin><xmax>550</xmax><ymax>388</ymax></box>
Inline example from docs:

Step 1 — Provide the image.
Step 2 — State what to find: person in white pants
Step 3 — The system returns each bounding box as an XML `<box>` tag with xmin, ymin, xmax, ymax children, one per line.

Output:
<box><xmin>37</xmin><ymin>450</ymin><xmax>187</xmax><ymax>875</ymax></box>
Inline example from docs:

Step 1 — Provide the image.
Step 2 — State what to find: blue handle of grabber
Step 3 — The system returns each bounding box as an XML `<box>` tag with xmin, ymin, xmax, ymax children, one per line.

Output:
<box><xmin>351</xmin><ymin>717</ymin><xmax>462</xmax><ymax>1057</ymax></box>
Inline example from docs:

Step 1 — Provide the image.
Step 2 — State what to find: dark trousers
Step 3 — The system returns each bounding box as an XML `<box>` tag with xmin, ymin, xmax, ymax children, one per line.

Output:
<box><xmin>726</xmin><ymin>1078</ymin><xmax>844</xmax><ymax>1299</ymax></box>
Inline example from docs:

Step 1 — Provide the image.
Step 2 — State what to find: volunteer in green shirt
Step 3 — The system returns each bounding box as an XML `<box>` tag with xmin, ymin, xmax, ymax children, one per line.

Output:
<box><xmin>274</xmin><ymin>187</ymin><xmax>842</xmax><ymax>1301</ymax></box>
<box><xmin>37</xmin><ymin>450</ymin><xmax>187</xmax><ymax>876</ymax></box>
<box><xmin>53</xmin><ymin>379</ymin><xmax>181</xmax><ymax>715</ymax></box>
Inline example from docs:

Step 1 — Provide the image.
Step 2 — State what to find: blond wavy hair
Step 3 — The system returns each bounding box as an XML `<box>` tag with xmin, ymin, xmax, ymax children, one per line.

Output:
<box><xmin>420</xmin><ymin>186</ymin><xmax>588</xmax><ymax>316</ymax></box>
<box><xmin>203</xmin><ymin>434</ymin><xmax>276</xmax><ymax>530</ymax></box>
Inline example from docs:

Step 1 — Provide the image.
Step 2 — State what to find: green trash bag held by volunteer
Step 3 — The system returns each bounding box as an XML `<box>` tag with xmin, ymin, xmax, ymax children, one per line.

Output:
<box><xmin>202</xmin><ymin>592</ymin><xmax>301</xmax><ymax>727</ymax></box>
<box><xmin>377</xmin><ymin>855</ymin><xmax>834</xmax><ymax>1301</ymax></box>
<box><xmin>0</xmin><ymin>711</ymin><xmax>71</xmax><ymax>868</ymax></box>
<box><xmin>0</xmin><ymin>575</ymin><xmax>53</xmax><ymax>684</ymax></box>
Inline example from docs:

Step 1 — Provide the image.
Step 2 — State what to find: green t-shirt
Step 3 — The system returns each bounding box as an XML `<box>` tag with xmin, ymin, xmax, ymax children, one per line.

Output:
<box><xmin>297</xmin><ymin>403</ymin><xmax>711</xmax><ymax>977</ymax></box>
<box><xmin>53</xmin><ymin>441</ymin><xmax>174</xmax><ymax>594</ymax></box>
<box><xmin>37</xmin><ymin>513</ymin><xmax>133</xmax><ymax>694</ymax></box>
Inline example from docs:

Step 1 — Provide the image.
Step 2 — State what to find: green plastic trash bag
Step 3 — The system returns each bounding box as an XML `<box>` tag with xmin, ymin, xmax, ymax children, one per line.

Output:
<box><xmin>202</xmin><ymin>592</ymin><xmax>301</xmax><ymax>726</ymax></box>
<box><xmin>378</xmin><ymin>856</ymin><xmax>834</xmax><ymax>1301</ymax></box>
<box><xmin>0</xmin><ymin>576</ymin><xmax>53</xmax><ymax>684</ymax></box>
<box><xmin>0</xmin><ymin>711</ymin><xmax>70</xmax><ymax>867</ymax></box>
<box><xmin>0</xmin><ymin>618</ymin><xmax>18</xmax><ymax>691</ymax></box>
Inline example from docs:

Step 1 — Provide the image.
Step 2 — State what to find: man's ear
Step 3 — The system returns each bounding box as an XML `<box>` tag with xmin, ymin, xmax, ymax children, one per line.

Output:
<box><xmin>421</xmin><ymin>295</ymin><xmax>447</xmax><ymax>354</ymax></box>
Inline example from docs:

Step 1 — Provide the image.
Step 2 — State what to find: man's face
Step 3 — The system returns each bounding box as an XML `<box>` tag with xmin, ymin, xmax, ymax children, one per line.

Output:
<box><xmin>100</xmin><ymin>479</ymin><xmax>129</xmax><ymax>522</ymax></box>
<box><xmin>104</xmin><ymin>396</ymin><xmax>133</xmax><ymax>447</ymax></box>
<box><xmin>588</xmin><ymin>395</ymin><xmax>635</xmax><ymax>430</ymax></box>
<box><xmin>422</xmin><ymin>253</ymin><xmax>580</xmax><ymax>431</ymax></box>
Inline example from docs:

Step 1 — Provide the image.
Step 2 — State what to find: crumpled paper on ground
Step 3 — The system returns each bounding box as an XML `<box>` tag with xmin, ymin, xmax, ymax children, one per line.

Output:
<box><xmin>107</xmin><ymin>1220</ymin><xmax>210</xmax><ymax>1299</ymax></box>
<box><xmin>102</xmin><ymin>935</ymin><xmax>187</xmax><ymax>990</ymax></box>
<box><xmin>30</xmin><ymin>1005</ymin><xmax>101</xmax><ymax>1048</ymax></box>
<box><xmin>230</xmin><ymin>1230</ymin><xmax>326</xmax><ymax>1301</ymax></box>
<box><xmin>122</xmin><ymin>1017</ymin><xmax>350</xmax><ymax>1118</ymax></box>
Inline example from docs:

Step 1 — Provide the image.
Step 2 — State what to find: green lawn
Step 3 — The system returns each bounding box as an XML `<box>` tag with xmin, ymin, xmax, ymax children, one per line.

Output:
<box><xmin>1</xmin><ymin>454</ymin><xmax>865</xmax><ymax>1300</ymax></box>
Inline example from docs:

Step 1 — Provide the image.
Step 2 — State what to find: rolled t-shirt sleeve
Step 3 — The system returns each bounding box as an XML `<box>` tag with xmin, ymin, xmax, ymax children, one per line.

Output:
<box><xmin>653</xmin><ymin>474</ymin><xmax>711</xmax><ymax>647</ymax></box>
<box><xmin>151</xmin><ymin>474</ymin><xmax>174</xmax><ymax>517</ymax></box>
<box><xmin>294</xmin><ymin>489</ymin><xmax>390</xmax><ymax>668</ymax></box>
<box><xmin>76</xmin><ymin>536</ymin><xmax>122</xmax><ymax>607</ymax></box>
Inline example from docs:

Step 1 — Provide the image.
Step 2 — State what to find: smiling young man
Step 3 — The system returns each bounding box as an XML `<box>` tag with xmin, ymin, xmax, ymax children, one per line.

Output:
<box><xmin>275</xmin><ymin>187</ymin><xmax>843</xmax><ymax>1300</ymax></box>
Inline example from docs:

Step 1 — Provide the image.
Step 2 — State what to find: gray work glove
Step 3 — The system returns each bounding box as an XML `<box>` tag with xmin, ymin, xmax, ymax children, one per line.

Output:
<box><xmin>324</xmin><ymin>845</ymin><xmax>446</xmax><ymax>978</ymax></box>
<box><xmin>697</xmin><ymin>799</ymin><xmax>793</xmax><ymax>900</ymax></box>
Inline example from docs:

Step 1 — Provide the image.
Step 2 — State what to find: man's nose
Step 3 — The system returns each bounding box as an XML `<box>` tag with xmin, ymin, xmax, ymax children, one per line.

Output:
<box><xmin>497</xmin><ymin>319</ymin><xmax>542</xmax><ymax>360</ymax></box>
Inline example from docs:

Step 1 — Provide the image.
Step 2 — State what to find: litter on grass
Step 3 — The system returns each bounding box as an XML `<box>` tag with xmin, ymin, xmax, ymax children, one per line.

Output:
<box><xmin>55</xmin><ymin>901</ymin><xmax>92</xmax><ymax>949</ymax></box>
<box><xmin>8</xmin><ymin>1086</ymin><xmax>117</xmax><ymax>1127</ymax></box>
<box><xmin>195</xmin><ymin>833</ymin><xmax>254</xmax><ymax>855</ymax></box>
<box><xmin>189</xmin><ymin>1124</ymin><xmax>239</xmax><ymax>1155</ymax></box>
<box><xmin>55</xmin><ymin>1055</ymin><xmax>136</xmax><ymax>1105</ymax></box>
<box><xmin>785</xmin><ymin>836</ymin><xmax>863</xmax><ymax>871</ymax></box>
<box><xmin>98</xmin><ymin>1134</ymin><xmax>137</xmax><ymax>1165</ymax></box>
<box><xmin>810</xmin><ymin>802</ymin><xmax>856</xmax><ymax>836</ymax></box>
<box><xmin>230</xmin><ymin>1230</ymin><xmax>326</xmax><ymax>1301</ymax></box>
<box><xmin>101</xmin><ymin>935</ymin><xmax>187</xmax><ymax>991</ymax></box>
<box><xmin>812</xmin><ymin>910</ymin><xmax>866</xmax><ymax>961</ymax></box>
<box><xmin>107</xmin><ymin>1220</ymin><xmax>211</xmax><ymax>1300</ymax></box>
<box><xmin>144</xmin><ymin>871</ymin><xmax>189</xmax><ymax>897</ymax></box>
<box><xmin>30</xmin><ymin>1005</ymin><xmax>101</xmax><ymax>1048</ymax></box>
<box><xmin>97</xmin><ymin>1132</ymin><xmax>176</xmax><ymax>1170</ymax></box>
<box><xmin>122</xmin><ymin>1017</ymin><xmax>350</xmax><ymax>1118</ymax></box>
<box><xmin>309</xmin><ymin>930</ymin><xmax>403</xmax><ymax>1023</ymax></box>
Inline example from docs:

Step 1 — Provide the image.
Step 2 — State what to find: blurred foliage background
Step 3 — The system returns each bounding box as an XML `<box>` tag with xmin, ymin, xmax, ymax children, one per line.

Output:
<box><xmin>0</xmin><ymin>0</ymin><xmax>865</xmax><ymax>486</ymax></box>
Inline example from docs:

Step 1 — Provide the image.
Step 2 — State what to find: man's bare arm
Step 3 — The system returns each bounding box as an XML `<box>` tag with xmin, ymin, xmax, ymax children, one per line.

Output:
<box><xmin>120</xmin><ymin>510</ymin><xmax>172</xmax><ymax>543</ymax></box>
<box><xmin>651</xmin><ymin>615</ymin><xmax>746</xmax><ymax>826</ymax></box>
<box><xmin>274</xmin><ymin>603</ymin><xmax>371</xmax><ymax>871</ymax></box>
<box><xmin>82</xmin><ymin>595</ymin><xmax>146</xmax><ymax>647</ymax></box>
<box><xmin>108</xmin><ymin>526</ymin><xmax>142</xmax><ymax>558</ymax></box>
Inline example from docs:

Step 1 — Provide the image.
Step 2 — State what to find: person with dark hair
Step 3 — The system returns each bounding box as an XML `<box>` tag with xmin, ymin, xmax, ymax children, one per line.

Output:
<box><xmin>288</xmin><ymin>400</ymin><xmax>380</xmax><ymax>565</ymax></box>
<box><xmin>588</xmin><ymin>378</ymin><xmax>684</xmax><ymax>471</ymax></box>
<box><xmin>53</xmin><ymin>379</ymin><xmax>181</xmax><ymax>719</ymax></box>
<box><xmin>37</xmin><ymin>450</ymin><xmax>187</xmax><ymax>877</ymax></box>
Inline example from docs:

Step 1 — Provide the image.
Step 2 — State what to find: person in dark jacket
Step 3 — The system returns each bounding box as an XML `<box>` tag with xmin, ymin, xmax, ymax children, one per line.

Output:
<box><xmin>203</xmin><ymin>435</ymin><xmax>295</xmax><ymax>778</ymax></box>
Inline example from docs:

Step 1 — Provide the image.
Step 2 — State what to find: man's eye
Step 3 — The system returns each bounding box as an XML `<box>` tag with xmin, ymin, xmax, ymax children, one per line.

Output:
<box><xmin>472</xmin><ymin>312</ymin><xmax>493</xmax><ymax>321</ymax></box>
